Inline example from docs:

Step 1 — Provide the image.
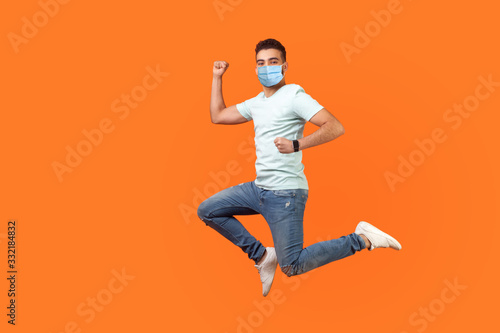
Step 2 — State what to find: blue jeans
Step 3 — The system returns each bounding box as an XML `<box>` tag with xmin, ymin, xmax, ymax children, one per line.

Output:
<box><xmin>197</xmin><ymin>180</ymin><xmax>366</xmax><ymax>277</ymax></box>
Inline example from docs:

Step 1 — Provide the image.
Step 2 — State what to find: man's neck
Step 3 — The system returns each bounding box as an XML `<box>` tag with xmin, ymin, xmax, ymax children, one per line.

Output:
<box><xmin>263</xmin><ymin>80</ymin><xmax>286</xmax><ymax>98</ymax></box>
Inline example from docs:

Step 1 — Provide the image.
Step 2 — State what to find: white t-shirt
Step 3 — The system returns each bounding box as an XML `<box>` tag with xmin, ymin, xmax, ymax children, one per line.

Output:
<box><xmin>236</xmin><ymin>83</ymin><xmax>324</xmax><ymax>190</ymax></box>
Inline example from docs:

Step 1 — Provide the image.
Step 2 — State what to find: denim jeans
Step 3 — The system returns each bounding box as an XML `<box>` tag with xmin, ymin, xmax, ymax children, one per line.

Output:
<box><xmin>197</xmin><ymin>180</ymin><xmax>366</xmax><ymax>277</ymax></box>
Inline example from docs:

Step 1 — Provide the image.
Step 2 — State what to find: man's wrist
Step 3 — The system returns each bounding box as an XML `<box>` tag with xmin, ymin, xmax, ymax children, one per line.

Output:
<box><xmin>293</xmin><ymin>139</ymin><xmax>300</xmax><ymax>152</ymax></box>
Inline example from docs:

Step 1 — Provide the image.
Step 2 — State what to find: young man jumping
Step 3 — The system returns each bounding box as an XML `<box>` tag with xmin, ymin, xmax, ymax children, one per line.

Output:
<box><xmin>197</xmin><ymin>38</ymin><xmax>402</xmax><ymax>297</ymax></box>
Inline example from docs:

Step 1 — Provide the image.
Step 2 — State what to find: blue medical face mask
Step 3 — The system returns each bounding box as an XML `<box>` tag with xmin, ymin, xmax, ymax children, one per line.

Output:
<box><xmin>257</xmin><ymin>64</ymin><xmax>284</xmax><ymax>87</ymax></box>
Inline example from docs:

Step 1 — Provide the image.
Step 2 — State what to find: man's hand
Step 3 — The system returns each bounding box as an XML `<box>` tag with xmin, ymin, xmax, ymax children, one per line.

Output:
<box><xmin>213</xmin><ymin>61</ymin><xmax>229</xmax><ymax>78</ymax></box>
<box><xmin>274</xmin><ymin>137</ymin><xmax>294</xmax><ymax>154</ymax></box>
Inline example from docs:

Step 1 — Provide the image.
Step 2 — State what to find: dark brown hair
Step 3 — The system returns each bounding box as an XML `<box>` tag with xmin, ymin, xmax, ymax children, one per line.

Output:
<box><xmin>255</xmin><ymin>38</ymin><xmax>286</xmax><ymax>62</ymax></box>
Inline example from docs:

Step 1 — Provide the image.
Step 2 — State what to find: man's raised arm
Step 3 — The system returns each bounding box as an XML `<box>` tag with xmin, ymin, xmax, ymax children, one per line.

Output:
<box><xmin>210</xmin><ymin>61</ymin><xmax>249</xmax><ymax>125</ymax></box>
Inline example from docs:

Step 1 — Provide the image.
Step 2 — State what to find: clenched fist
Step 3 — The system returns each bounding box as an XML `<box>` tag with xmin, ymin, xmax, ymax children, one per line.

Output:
<box><xmin>274</xmin><ymin>137</ymin><xmax>294</xmax><ymax>154</ymax></box>
<box><xmin>213</xmin><ymin>61</ymin><xmax>229</xmax><ymax>78</ymax></box>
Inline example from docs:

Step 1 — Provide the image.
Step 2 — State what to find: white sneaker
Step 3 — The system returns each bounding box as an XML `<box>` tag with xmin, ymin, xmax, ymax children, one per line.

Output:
<box><xmin>355</xmin><ymin>221</ymin><xmax>402</xmax><ymax>251</ymax></box>
<box><xmin>254</xmin><ymin>247</ymin><xmax>278</xmax><ymax>297</ymax></box>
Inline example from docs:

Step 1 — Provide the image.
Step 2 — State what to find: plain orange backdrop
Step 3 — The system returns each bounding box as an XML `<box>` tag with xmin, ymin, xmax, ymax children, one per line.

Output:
<box><xmin>1</xmin><ymin>0</ymin><xmax>499</xmax><ymax>332</ymax></box>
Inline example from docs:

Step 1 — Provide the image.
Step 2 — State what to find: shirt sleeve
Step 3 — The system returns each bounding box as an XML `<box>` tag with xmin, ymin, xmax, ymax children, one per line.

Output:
<box><xmin>236</xmin><ymin>100</ymin><xmax>253</xmax><ymax>121</ymax></box>
<box><xmin>292</xmin><ymin>86</ymin><xmax>324</xmax><ymax>121</ymax></box>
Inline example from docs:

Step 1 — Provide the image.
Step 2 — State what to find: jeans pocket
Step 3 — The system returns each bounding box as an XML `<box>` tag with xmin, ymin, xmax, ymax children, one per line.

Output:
<box><xmin>271</xmin><ymin>189</ymin><xmax>296</xmax><ymax>197</ymax></box>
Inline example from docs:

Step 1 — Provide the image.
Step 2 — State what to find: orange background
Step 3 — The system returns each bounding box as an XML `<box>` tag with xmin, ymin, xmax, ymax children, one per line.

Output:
<box><xmin>1</xmin><ymin>0</ymin><xmax>499</xmax><ymax>332</ymax></box>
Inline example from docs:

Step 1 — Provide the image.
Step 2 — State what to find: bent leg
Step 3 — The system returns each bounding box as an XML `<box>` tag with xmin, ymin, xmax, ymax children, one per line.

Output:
<box><xmin>262</xmin><ymin>188</ymin><xmax>366</xmax><ymax>277</ymax></box>
<box><xmin>197</xmin><ymin>182</ymin><xmax>266</xmax><ymax>264</ymax></box>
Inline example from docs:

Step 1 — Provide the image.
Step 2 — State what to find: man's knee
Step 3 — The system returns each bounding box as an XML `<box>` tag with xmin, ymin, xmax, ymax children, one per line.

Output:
<box><xmin>281</xmin><ymin>265</ymin><xmax>296</xmax><ymax>277</ymax></box>
<box><xmin>197</xmin><ymin>199</ymin><xmax>211</xmax><ymax>222</ymax></box>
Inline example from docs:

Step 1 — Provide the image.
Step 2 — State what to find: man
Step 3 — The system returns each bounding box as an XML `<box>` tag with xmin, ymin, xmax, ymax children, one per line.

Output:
<box><xmin>197</xmin><ymin>38</ymin><xmax>402</xmax><ymax>297</ymax></box>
